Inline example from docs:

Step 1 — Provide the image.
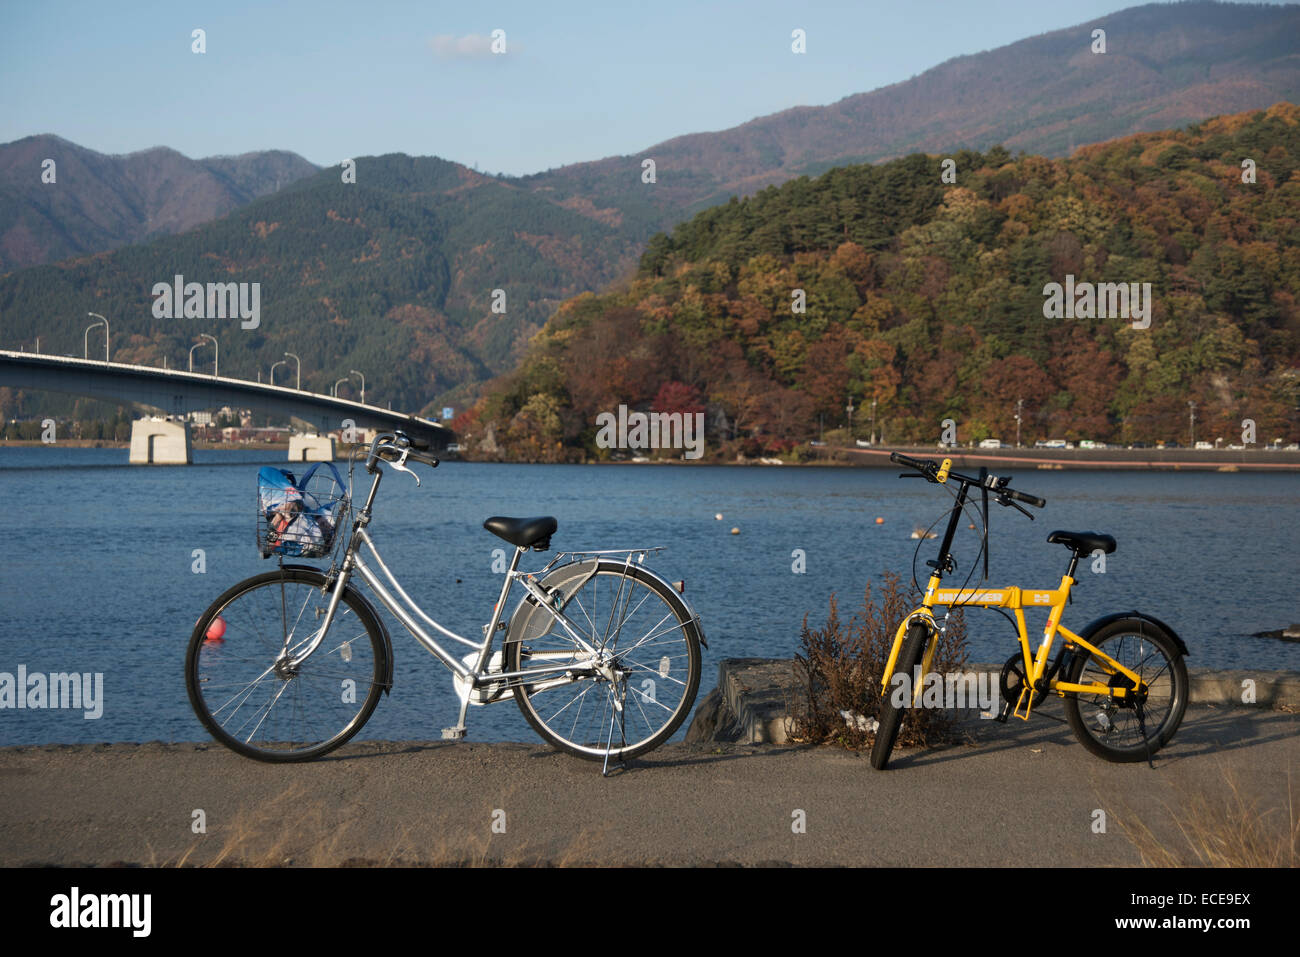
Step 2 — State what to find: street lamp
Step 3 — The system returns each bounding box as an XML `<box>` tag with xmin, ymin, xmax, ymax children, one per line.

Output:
<box><xmin>270</xmin><ymin>359</ymin><xmax>286</xmax><ymax>386</ymax></box>
<box><xmin>870</xmin><ymin>398</ymin><xmax>878</xmax><ymax>445</ymax></box>
<box><xmin>189</xmin><ymin>335</ymin><xmax>218</xmax><ymax>375</ymax></box>
<box><xmin>333</xmin><ymin>377</ymin><xmax>349</xmax><ymax>397</ymax></box>
<box><xmin>1188</xmin><ymin>401</ymin><xmax>1196</xmax><ymax>447</ymax></box>
<box><xmin>846</xmin><ymin>395</ymin><xmax>855</xmax><ymax>436</ymax></box>
<box><xmin>1015</xmin><ymin>399</ymin><xmax>1024</xmax><ymax>449</ymax></box>
<box><xmin>284</xmin><ymin>352</ymin><xmax>301</xmax><ymax>390</ymax></box>
<box><xmin>85</xmin><ymin>313</ymin><xmax>109</xmax><ymax>361</ymax></box>
<box><xmin>350</xmin><ymin>369</ymin><xmax>365</xmax><ymax>404</ymax></box>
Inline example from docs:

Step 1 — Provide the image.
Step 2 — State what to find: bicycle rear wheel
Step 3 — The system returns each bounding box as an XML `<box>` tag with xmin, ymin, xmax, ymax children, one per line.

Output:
<box><xmin>186</xmin><ymin>568</ymin><xmax>386</xmax><ymax>762</ymax></box>
<box><xmin>1062</xmin><ymin>618</ymin><xmax>1188</xmax><ymax>763</ymax></box>
<box><xmin>870</xmin><ymin>622</ymin><xmax>929</xmax><ymax>770</ymax></box>
<box><xmin>506</xmin><ymin>561</ymin><xmax>702</xmax><ymax>762</ymax></box>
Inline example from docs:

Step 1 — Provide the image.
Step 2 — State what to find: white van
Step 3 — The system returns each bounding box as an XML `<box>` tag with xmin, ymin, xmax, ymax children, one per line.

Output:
<box><xmin>978</xmin><ymin>439</ymin><xmax>1003</xmax><ymax>449</ymax></box>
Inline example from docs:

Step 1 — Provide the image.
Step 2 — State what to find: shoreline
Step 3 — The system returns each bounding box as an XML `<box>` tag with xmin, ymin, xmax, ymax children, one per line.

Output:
<box><xmin>3</xmin><ymin>440</ymin><xmax>1299</xmax><ymax>471</ymax></box>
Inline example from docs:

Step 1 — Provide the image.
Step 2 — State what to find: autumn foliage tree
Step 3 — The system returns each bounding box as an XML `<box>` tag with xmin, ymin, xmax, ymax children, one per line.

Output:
<box><xmin>467</xmin><ymin>104</ymin><xmax>1300</xmax><ymax>458</ymax></box>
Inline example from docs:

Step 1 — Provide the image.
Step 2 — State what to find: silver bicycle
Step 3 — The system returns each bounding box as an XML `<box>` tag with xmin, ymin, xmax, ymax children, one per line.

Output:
<box><xmin>186</xmin><ymin>431</ymin><xmax>706</xmax><ymax>772</ymax></box>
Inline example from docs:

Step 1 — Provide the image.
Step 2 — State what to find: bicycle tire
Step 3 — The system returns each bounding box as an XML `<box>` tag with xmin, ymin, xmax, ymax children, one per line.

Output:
<box><xmin>870</xmin><ymin>621</ymin><xmax>929</xmax><ymax>770</ymax></box>
<box><xmin>506</xmin><ymin>560</ymin><xmax>702</xmax><ymax>762</ymax></box>
<box><xmin>1061</xmin><ymin>617</ymin><xmax>1188</xmax><ymax>763</ymax></box>
<box><xmin>186</xmin><ymin>568</ymin><xmax>386</xmax><ymax>762</ymax></box>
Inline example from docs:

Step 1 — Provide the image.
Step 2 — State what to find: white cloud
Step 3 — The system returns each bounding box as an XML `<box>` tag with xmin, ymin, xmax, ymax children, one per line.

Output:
<box><xmin>429</xmin><ymin>33</ymin><xmax>502</xmax><ymax>59</ymax></box>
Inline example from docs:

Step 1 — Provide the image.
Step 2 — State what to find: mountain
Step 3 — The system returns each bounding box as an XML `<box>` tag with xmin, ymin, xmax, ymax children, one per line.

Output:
<box><xmin>522</xmin><ymin>1</ymin><xmax>1300</xmax><ymax>232</ymax></box>
<box><xmin>0</xmin><ymin>135</ymin><xmax>317</xmax><ymax>270</ymax></box>
<box><xmin>1</xmin><ymin>1</ymin><xmax>1297</xmax><ymax>418</ymax></box>
<box><xmin>466</xmin><ymin>103</ymin><xmax>1300</xmax><ymax>460</ymax></box>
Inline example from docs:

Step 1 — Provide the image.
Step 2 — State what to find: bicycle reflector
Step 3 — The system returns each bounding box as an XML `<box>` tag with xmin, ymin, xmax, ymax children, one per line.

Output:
<box><xmin>673</xmin><ymin>580</ymin><xmax>685</xmax><ymax>594</ymax></box>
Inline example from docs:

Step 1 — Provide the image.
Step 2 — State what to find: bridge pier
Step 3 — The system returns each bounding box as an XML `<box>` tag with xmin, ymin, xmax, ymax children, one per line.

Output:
<box><xmin>129</xmin><ymin>419</ymin><xmax>193</xmax><ymax>465</ymax></box>
<box><xmin>287</xmin><ymin>434</ymin><xmax>336</xmax><ymax>462</ymax></box>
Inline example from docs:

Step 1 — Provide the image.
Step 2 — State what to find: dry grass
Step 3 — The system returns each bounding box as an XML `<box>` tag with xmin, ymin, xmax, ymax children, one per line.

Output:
<box><xmin>790</xmin><ymin>571</ymin><xmax>970</xmax><ymax>751</ymax></box>
<box><xmin>1119</xmin><ymin>769</ymin><xmax>1298</xmax><ymax>867</ymax></box>
<box><xmin>154</xmin><ymin>782</ymin><xmax>613</xmax><ymax>867</ymax></box>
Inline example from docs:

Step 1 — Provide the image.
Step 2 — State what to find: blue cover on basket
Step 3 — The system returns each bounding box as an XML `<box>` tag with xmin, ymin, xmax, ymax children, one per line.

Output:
<box><xmin>258</xmin><ymin>462</ymin><xmax>345</xmax><ymax>557</ymax></box>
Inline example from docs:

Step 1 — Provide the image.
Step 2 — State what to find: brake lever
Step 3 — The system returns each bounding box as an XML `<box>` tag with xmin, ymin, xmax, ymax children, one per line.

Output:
<box><xmin>387</xmin><ymin>448</ymin><xmax>421</xmax><ymax>487</ymax></box>
<box><xmin>998</xmin><ymin>495</ymin><xmax>1032</xmax><ymax>520</ymax></box>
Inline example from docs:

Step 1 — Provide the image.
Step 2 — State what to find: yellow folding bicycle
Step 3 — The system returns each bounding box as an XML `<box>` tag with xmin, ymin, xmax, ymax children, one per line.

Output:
<box><xmin>871</xmin><ymin>452</ymin><xmax>1189</xmax><ymax>770</ymax></box>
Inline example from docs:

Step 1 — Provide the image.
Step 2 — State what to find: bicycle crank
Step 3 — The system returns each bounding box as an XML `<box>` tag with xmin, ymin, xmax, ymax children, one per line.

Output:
<box><xmin>999</xmin><ymin>654</ymin><xmax>1046</xmax><ymax>721</ymax></box>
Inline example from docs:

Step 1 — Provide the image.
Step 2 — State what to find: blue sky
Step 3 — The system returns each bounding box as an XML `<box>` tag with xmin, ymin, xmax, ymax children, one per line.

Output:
<box><xmin>1</xmin><ymin>1</ymin><xmax>1291</xmax><ymax>175</ymax></box>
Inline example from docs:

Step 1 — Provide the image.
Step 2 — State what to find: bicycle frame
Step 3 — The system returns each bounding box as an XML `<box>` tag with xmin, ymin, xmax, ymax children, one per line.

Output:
<box><xmin>880</xmin><ymin>461</ymin><xmax>1146</xmax><ymax>720</ymax></box>
<box><xmin>276</xmin><ymin>454</ymin><xmax>672</xmax><ymax>737</ymax></box>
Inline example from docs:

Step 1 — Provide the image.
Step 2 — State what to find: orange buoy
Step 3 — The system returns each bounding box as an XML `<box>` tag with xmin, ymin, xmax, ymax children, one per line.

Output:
<box><xmin>205</xmin><ymin>616</ymin><xmax>227</xmax><ymax>642</ymax></box>
<box><xmin>875</xmin><ymin>517</ymin><xmax>884</xmax><ymax>525</ymax></box>
<box><xmin>730</xmin><ymin>527</ymin><xmax>740</xmax><ymax>535</ymax></box>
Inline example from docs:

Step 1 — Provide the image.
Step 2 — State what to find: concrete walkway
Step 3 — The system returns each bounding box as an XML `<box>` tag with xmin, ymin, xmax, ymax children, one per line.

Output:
<box><xmin>1</xmin><ymin>703</ymin><xmax>1295</xmax><ymax>866</ymax></box>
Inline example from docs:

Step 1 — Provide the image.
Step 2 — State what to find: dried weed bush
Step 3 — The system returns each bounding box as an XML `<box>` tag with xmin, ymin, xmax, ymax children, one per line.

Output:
<box><xmin>791</xmin><ymin>571</ymin><xmax>970</xmax><ymax>750</ymax></box>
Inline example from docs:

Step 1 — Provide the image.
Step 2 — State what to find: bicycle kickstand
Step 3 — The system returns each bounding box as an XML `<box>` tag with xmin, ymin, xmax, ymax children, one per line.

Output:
<box><xmin>601</xmin><ymin>684</ymin><xmax>630</xmax><ymax>777</ymax></box>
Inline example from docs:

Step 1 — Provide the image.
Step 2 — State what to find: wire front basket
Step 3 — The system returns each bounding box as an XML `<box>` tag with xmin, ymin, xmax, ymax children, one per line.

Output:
<box><xmin>256</xmin><ymin>462</ymin><xmax>350</xmax><ymax>559</ymax></box>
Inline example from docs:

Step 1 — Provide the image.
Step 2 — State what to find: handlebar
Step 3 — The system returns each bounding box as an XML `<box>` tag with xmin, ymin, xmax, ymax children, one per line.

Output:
<box><xmin>889</xmin><ymin>451</ymin><xmax>1045</xmax><ymax>510</ymax></box>
<box><xmin>366</xmin><ymin>431</ymin><xmax>440</xmax><ymax>474</ymax></box>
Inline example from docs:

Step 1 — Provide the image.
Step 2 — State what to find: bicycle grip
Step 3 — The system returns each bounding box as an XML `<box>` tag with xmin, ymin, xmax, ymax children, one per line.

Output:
<box><xmin>1008</xmin><ymin>488</ymin><xmax>1046</xmax><ymax>508</ymax></box>
<box><xmin>890</xmin><ymin>451</ymin><xmax>931</xmax><ymax>471</ymax></box>
<box><xmin>407</xmin><ymin>448</ymin><xmax>440</xmax><ymax>468</ymax></box>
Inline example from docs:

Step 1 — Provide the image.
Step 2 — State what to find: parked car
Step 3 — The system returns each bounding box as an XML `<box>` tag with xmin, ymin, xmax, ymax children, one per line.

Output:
<box><xmin>1194</xmin><ymin>441</ymin><xmax>1213</xmax><ymax>450</ymax></box>
<box><xmin>1079</xmin><ymin>439</ymin><xmax>1103</xmax><ymax>449</ymax></box>
<box><xmin>1042</xmin><ymin>439</ymin><xmax>1067</xmax><ymax>449</ymax></box>
<box><xmin>855</xmin><ymin>439</ymin><xmax>873</xmax><ymax>448</ymax></box>
<box><xmin>978</xmin><ymin>438</ymin><xmax>1003</xmax><ymax>449</ymax></box>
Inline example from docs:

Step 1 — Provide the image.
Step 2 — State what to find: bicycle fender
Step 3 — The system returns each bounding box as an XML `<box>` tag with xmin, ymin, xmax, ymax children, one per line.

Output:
<box><xmin>1074</xmin><ymin>610</ymin><xmax>1189</xmax><ymax>658</ymax></box>
<box><xmin>281</xmin><ymin>564</ymin><xmax>395</xmax><ymax>693</ymax></box>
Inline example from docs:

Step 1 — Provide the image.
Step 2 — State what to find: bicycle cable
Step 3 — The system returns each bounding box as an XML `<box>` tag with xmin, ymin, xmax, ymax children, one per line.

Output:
<box><xmin>909</xmin><ymin>477</ymin><xmax>988</xmax><ymax>605</ymax></box>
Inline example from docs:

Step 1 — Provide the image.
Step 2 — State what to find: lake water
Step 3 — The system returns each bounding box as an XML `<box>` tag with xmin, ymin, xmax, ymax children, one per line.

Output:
<box><xmin>1</xmin><ymin>447</ymin><xmax>1297</xmax><ymax>747</ymax></box>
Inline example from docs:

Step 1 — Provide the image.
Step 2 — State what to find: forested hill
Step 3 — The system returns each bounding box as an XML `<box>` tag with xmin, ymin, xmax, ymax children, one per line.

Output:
<box><xmin>0</xmin><ymin>155</ymin><xmax>642</xmax><ymax>415</ymax></box>
<box><xmin>467</xmin><ymin>104</ymin><xmax>1300</xmax><ymax>461</ymax></box>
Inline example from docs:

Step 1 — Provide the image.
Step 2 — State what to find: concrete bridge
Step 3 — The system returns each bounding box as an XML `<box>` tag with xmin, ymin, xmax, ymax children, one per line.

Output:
<box><xmin>0</xmin><ymin>350</ymin><xmax>454</xmax><ymax>463</ymax></box>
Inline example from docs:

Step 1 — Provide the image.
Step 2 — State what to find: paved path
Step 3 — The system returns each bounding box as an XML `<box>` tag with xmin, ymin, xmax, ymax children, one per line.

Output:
<box><xmin>1</xmin><ymin>704</ymin><xmax>1294</xmax><ymax>866</ymax></box>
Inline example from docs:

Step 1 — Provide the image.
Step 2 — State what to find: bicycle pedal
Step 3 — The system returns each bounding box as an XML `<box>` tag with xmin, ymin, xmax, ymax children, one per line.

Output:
<box><xmin>441</xmin><ymin>727</ymin><xmax>467</xmax><ymax>740</ymax></box>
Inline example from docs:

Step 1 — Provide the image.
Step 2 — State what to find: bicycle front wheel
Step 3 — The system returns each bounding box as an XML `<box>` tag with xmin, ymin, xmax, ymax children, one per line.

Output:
<box><xmin>506</xmin><ymin>561</ymin><xmax>702</xmax><ymax>762</ymax></box>
<box><xmin>1062</xmin><ymin>617</ymin><xmax>1188</xmax><ymax>763</ymax></box>
<box><xmin>186</xmin><ymin>568</ymin><xmax>387</xmax><ymax>762</ymax></box>
<box><xmin>870</xmin><ymin>621</ymin><xmax>929</xmax><ymax>770</ymax></box>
